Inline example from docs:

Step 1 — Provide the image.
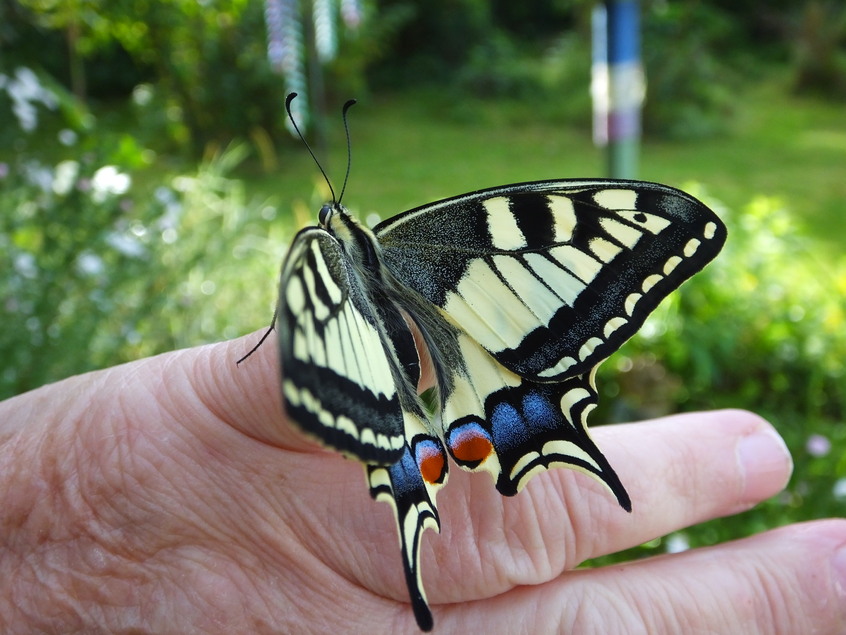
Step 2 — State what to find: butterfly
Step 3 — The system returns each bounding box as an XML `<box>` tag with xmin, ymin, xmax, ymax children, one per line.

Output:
<box><xmin>253</xmin><ymin>94</ymin><xmax>727</xmax><ymax>631</ymax></box>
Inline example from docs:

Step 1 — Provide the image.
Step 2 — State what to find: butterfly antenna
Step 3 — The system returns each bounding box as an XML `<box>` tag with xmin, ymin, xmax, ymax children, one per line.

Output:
<box><xmin>285</xmin><ymin>92</ymin><xmax>336</xmax><ymax>203</ymax></box>
<box><xmin>337</xmin><ymin>98</ymin><xmax>357</xmax><ymax>206</ymax></box>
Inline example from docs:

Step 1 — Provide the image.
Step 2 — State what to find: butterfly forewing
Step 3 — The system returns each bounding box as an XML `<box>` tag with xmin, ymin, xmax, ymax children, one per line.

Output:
<box><xmin>375</xmin><ymin>179</ymin><xmax>727</xmax><ymax>381</ymax></box>
<box><xmin>277</xmin><ymin>227</ymin><xmax>407</xmax><ymax>464</ymax></box>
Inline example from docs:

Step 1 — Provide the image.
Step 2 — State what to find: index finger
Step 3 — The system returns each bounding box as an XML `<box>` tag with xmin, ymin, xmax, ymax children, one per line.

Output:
<box><xmin>414</xmin><ymin>409</ymin><xmax>792</xmax><ymax>606</ymax></box>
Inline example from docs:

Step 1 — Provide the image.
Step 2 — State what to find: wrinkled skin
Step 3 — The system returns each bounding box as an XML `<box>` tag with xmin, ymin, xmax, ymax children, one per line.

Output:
<box><xmin>1</xmin><ymin>333</ymin><xmax>844</xmax><ymax>634</ymax></box>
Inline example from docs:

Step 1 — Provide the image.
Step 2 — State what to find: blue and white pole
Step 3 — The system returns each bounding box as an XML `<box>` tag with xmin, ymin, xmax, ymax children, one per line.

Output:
<box><xmin>592</xmin><ymin>1</ymin><xmax>645</xmax><ymax>179</ymax></box>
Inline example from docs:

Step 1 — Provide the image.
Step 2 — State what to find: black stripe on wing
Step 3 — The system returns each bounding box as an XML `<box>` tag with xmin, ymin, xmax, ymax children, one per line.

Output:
<box><xmin>445</xmin><ymin>373</ymin><xmax>630</xmax><ymax>509</ymax></box>
<box><xmin>277</xmin><ymin>228</ymin><xmax>406</xmax><ymax>464</ymax></box>
<box><xmin>376</xmin><ymin>180</ymin><xmax>726</xmax><ymax>381</ymax></box>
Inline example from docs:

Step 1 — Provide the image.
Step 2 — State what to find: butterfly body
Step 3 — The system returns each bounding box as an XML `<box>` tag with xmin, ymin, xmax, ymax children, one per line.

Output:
<box><xmin>275</xmin><ymin>179</ymin><xmax>726</xmax><ymax>631</ymax></box>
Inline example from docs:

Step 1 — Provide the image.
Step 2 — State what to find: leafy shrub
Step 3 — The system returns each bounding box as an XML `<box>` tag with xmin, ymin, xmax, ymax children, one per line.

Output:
<box><xmin>641</xmin><ymin>3</ymin><xmax>741</xmax><ymax>139</ymax></box>
<box><xmin>591</xmin><ymin>185</ymin><xmax>846</xmax><ymax>564</ymax></box>
<box><xmin>1</xmin><ymin>120</ymin><xmax>284</xmax><ymax>399</ymax></box>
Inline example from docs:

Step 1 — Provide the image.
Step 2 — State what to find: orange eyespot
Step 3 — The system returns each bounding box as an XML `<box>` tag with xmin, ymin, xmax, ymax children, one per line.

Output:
<box><xmin>419</xmin><ymin>452</ymin><xmax>446</xmax><ymax>485</ymax></box>
<box><xmin>416</xmin><ymin>440</ymin><xmax>447</xmax><ymax>485</ymax></box>
<box><xmin>450</xmin><ymin>431</ymin><xmax>493</xmax><ymax>464</ymax></box>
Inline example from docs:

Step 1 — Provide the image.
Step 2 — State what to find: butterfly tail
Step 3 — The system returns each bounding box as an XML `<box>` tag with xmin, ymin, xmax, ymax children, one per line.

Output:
<box><xmin>367</xmin><ymin>414</ymin><xmax>448</xmax><ymax>632</ymax></box>
<box><xmin>446</xmin><ymin>370</ymin><xmax>632</xmax><ymax>511</ymax></box>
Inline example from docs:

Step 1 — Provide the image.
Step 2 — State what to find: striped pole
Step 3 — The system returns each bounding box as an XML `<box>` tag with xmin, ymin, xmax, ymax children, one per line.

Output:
<box><xmin>592</xmin><ymin>1</ymin><xmax>645</xmax><ymax>179</ymax></box>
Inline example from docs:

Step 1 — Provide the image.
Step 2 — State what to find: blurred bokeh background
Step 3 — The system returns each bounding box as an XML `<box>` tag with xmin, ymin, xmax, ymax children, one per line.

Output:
<box><xmin>2</xmin><ymin>1</ymin><xmax>844</xmax><ymax>560</ymax></box>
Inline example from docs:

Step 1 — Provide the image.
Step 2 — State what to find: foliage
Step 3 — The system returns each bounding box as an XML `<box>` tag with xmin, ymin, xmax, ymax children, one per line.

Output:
<box><xmin>370</xmin><ymin>0</ymin><xmax>492</xmax><ymax>85</ymax></box>
<box><xmin>791</xmin><ymin>1</ymin><xmax>846</xmax><ymax>98</ymax></box>
<box><xmin>13</xmin><ymin>0</ymin><xmax>292</xmax><ymax>151</ymax></box>
<box><xmin>8</xmin><ymin>0</ymin><xmax>846</xmax><ymax>158</ymax></box>
<box><xmin>640</xmin><ymin>2</ymin><xmax>742</xmax><ymax>139</ymax></box>
<box><xmin>370</xmin><ymin>1</ymin><xmax>747</xmax><ymax>139</ymax></box>
<box><xmin>0</xmin><ymin>141</ymin><xmax>287</xmax><ymax>399</ymax></box>
<box><xmin>0</xmin><ymin>70</ymin><xmax>286</xmax><ymax>399</ymax></box>
<box><xmin>592</xmin><ymin>188</ymin><xmax>846</xmax><ymax>565</ymax></box>
<box><xmin>0</xmin><ymin>2</ymin><xmax>67</xmax><ymax>83</ymax></box>
<box><xmin>0</xmin><ymin>65</ymin><xmax>92</xmax><ymax>150</ymax></box>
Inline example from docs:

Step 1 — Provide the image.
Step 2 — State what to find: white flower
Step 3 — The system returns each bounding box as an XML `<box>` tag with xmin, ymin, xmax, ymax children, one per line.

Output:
<box><xmin>2</xmin><ymin>67</ymin><xmax>58</xmax><ymax>133</ymax></box>
<box><xmin>153</xmin><ymin>185</ymin><xmax>176</xmax><ymax>205</ymax></box>
<box><xmin>22</xmin><ymin>160</ymin><xmax>53</xmax><ymax>192</ymax></box>
<box><xmin>665</xmin><ymin>533</ymin><xmax>690</xmax><ymax>554</ymax></box>
<box><xmin>132</xmin><ymin>84</ymin><xmax>154</xmax><ymax>107</ymax></box>
<box><xmin>834</xmin><ymin>478</ymin><xmax>846</xmax><ymax>501</ymax></box>
<box><xmin>171</xmin><ymin>175</ymin><xmax>195</xmax><ymax>192</ymax></box>
<box><xmin>58</xmin><ymin>129</ymin><xmax>78</xmax><ymax>146</ymax></box>
<box><xmin>13</xmin><ymin>252</ymin><xmax>38</xmax><ymax>279</ymax></box>
<box><xmin>12</xmin><ymin>100</ymin><xmax>37</xmax><ymax>132</ymax></box>
<box><xmin>341</xmin><ymin>0</ymin><xmax>362</xmax><ymax>29</ymax></box>
<box><xmin>52</xmin><ymin>160</ymin><xmax>79</xmax><ymax>196</ymax></box>
<box><xmin>106</xmin><ymin>231</ymin><xmax>146</xmax><ymax>259</ymax></box>
<box><xmin>805</xmin><ymin>434</ymin><xmax>831</xmax><ymax>458</ymax></box>
<box><xmin>76</xmin><ymin>251</ymin><xmax>105</xmax><ymax>276</ymax></box>
<box><xmin>91</xmin><ymin>165</ymin><xmax>131</xmax><ymax>203</ymax></box>
<box><xmin>11</xmin><ymin>68</ymin><xmax>43</xmax><ymax>100</ymax></box>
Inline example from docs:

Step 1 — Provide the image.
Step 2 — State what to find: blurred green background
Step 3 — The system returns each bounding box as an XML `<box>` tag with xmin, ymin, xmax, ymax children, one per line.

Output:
<box><xmin>2</xmin><ymin>1</ymin><xmax>845</xmax><ymax>560</ymax></box>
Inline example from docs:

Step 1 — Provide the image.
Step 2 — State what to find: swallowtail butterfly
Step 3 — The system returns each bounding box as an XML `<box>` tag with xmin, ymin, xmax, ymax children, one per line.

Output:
<box><xmin>255</xmin><ymin>95</ymin><xmax>726</xmax><ymax>631</ymax></box>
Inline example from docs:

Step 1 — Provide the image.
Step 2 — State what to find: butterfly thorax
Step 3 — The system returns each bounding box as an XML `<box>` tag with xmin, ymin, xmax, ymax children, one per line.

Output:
<box><xmin>321</xmin><ymin>202</ymin><xmax>383</xmax><ymax>277</ymax></box>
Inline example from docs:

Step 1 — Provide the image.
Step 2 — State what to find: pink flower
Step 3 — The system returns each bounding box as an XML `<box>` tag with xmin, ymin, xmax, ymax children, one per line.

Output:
<box><xmin>805</xmin><ymin>434</ymin><xmax>831</xmax><ymax>457</ymax></box>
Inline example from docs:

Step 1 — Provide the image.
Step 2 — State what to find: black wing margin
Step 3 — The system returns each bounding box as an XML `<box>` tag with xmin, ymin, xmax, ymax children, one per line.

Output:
<box><xmin>277</xmin><ymin>227</ymin><xmax>407</xmax><ymax>464</ymax></box>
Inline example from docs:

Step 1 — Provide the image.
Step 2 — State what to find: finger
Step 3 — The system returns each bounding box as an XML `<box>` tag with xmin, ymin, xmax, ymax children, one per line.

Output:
<box><xmin>178</xmin><ymin>341</ymin><xmax>794</xmax><ymax>617</ymax></box>
<box><xmin>577</xmin><ymin>408</ymin><xmax>793</xmax><ymax>558</ymax></box>
<box><xmin>415</xmin><ymin>409</ymin><xmax>792</xmax><ymax>605</ymax></box>
<box><xmin>184</xmin><ymin>332</ymin><xmax>327</xmax><ymax>452</ymax></box>
<box><xmin>434</xmin><ymin>519</ymin><xmax>846</xmax><ymax>634</ymax></box>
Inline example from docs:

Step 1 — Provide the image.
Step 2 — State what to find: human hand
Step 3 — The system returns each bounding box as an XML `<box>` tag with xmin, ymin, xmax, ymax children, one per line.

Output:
<box><xmin>1</xmin><ymin>334</ymin><xmax>844</xmax><ymax>633</ymax></box>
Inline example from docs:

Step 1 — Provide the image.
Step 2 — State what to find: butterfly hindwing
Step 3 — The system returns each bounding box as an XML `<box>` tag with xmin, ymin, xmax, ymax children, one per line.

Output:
<box><xmin>439</xmin><ymin>333</ymin><xmax>630</xmax><ymax>507</ymax></box>
<box><xmin>479</xmin><ymin>374</ymin><xmax>626</xmax><ymax>501</ymax></box>
<box><xmin>367</xmin><ymin>413</ymin><xmax>448</xmax><ymax>633</ymax></box>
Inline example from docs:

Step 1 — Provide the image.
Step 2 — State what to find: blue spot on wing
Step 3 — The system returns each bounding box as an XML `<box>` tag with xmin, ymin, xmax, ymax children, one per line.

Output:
<box><xmin>449</xmin><ymin>376</ymin><xmax>630</xmax><ymax>510</ymax></box>
<box><xmin>491</xmin><ymin>401</ymin><xmax>523</xmax><ymax>434</ymax></box>
<box><xmin>487</xmin><ymin>386</ymin><xmax>563</xmax><ymax>457</ymax></box>
<box><xmin>390</xmin><ymin>443</ymin><xmax>427</xmax><ymax>498</ymax></box>
<box><xmin>521</xmin><ymin>391</ymin><xmax>558</xmax><ymax>427</ymax></box>
<box><xmin>367</xmin><ymin>435</ymin><xmax>447</xmax><ymax>632</ymax></box>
